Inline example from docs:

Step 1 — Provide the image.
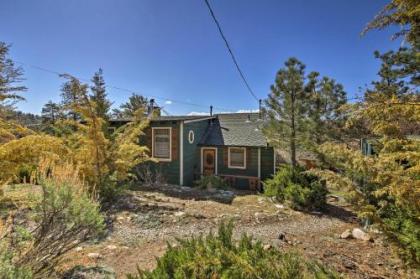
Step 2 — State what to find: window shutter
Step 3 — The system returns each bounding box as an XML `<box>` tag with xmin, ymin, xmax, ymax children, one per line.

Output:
<box><xmin>144</xmin><ymin>127</ymin><xmax>152</xmax><ymax>156</ymax></box>
<box><xmin>172</xmin><ymin>127</ymin><xmax>178</xmax><ymax>160</ymax></box>
<box><xmin>224</xmin><ymin>147</ymin><xmax>228</xmax><ymax>166</ymax></box>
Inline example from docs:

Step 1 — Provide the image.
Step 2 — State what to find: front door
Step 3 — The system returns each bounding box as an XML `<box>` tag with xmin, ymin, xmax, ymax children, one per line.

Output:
<box><xmin>202</xmin><ymin>149</ymin><xmax>216</xmax><ymax>176</ymax></box>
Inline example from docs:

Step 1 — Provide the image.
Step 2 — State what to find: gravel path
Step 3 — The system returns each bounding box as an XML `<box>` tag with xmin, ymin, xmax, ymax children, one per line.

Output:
<box><xmin>63</xmin><ymin>184</ymin><xmax>418</xmax><ymax>279</ymax></box>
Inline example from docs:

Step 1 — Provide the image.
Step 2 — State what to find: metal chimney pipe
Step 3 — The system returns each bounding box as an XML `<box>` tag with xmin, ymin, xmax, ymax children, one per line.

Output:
<box><xmin>258</xmin><ymin>99</ymin><xmax>262</xmax><ymax>119</ymax></box>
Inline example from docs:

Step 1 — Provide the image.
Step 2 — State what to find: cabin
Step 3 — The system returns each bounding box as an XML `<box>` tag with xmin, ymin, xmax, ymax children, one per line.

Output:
<box><xmin>111</xmin><ymin>111</ymin><xmax>275</xmax><ymax>190</ymax></box>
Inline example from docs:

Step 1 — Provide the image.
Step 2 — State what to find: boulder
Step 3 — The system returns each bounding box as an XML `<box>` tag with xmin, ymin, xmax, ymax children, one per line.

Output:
<box><xmin>340</xmin><ymin>229</ymin><xmax>352</xmax><ymax>239</ymax></box>
<box><xmin>87</xmin><ymin>252</ymin><xmax>102</xmax><ymax>259</ymax></box>
<box><xmin>62</xmin><ymin>265</ymin><xmax>115</xmax><ymax>279</ymax></box>
<box><xmin>351</xmin><ymin>228</ymin><xmax>371</xmax><ymax>241</ymax></box>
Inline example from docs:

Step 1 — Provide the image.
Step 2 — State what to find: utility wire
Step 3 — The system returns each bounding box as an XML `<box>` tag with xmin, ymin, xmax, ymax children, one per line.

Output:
<box><xmin>203</xmin><ymin>0</ymin><xmax>259</xmax><ymax>102</ymax></box>
<box><xmin>15</xmin><ymin>60</ymin><xmax>236</xmax><ymax>112</ymax></box>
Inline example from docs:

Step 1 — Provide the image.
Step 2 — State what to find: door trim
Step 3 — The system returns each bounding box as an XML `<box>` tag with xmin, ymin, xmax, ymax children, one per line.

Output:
<box><xmin>200</xmin><ymin>147</ymin><xmax>218</xmax><ymax>175</ymax></box>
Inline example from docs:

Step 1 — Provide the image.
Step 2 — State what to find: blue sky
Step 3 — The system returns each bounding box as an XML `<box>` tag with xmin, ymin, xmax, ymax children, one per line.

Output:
<box><xmin>0</xmin><ymin>0</ymin><xmax>401</xmax><ymax>115</ymax></box>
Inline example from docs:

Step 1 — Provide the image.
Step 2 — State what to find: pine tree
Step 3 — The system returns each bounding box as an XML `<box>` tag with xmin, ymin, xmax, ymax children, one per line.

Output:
<box><xmin>362</xmin><ymin>0</ymin><xmax>420</xmax><ymax>48</ymax></box>
<box><xmin>112</xmin><ymin>93</ymin><xmax>148</xmax><ymax>118</ymax></box>
<box><xmin>90</xmin><ymin>68</ymin><xmax>111</xmax><ymax>120</ymax></box>
<box><xmin>41</xmin><ymin>100</ymin><xmax>61</xmax><ymax>124</ymax></box>
<box><xmin>306</xmin><ymin>72</ymin><xmax>347</xmax><ymax>146</ymax></box>
<box><xmin>0</xmin><ymin>42</ymin><xmax>27</xmax><ymax>117</ymax></box>
<box><xmin>264</xmin><ymin>58</ymin><xmax>309</xmax><ymax>167</ymax></box>
<box><xmin>60</xmin><ymin>77</ymin><xmax>85</xmax><ymax>120</ymax></box>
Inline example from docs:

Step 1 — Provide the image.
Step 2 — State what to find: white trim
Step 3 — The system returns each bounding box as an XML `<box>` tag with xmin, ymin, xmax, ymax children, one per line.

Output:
<box><xmin>179</xmin><ymin>122</ymin><xmax>184</xmax><ymax>185</ymax></box>
<box><xmin>258</xmin><ymin>147</ymin><xmax>261</xmax><ymax>179</ymax></box>
<box><xmin>228</xmin><ymin>147</ymin><xmax>246</xmax><ymax>169</ymax></box>
<box><xmin>184</xmin><ymin>116</ymin><xmax>215</xmax><ymax>124</ymax></box>
<box><xmin>188</xmin><ymin>130</ymin><xmax>195</xmax><ymax>144</ymax></box>
<box><xmin>200</xmin><ymin>147</ymin><xmax>218</xmax><ymax>175</ymax></box>
<box><xmin>151</xmin><ymin>127</ymin><xmax>172</xmax><ymax>162</ymax></box>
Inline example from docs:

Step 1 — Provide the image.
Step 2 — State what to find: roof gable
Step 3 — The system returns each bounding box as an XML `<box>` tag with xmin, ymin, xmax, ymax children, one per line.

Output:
<box><xmin>199</xmin><ymin>113</ymin><xmax>268</xmax><ymax>147</ymax></box>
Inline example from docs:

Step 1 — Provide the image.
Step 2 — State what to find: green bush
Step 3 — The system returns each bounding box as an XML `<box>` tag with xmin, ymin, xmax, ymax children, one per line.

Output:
<box><xmin>0</xmin><ymin>162</ymin><xmax>105</xmax><ymax>278</ymax></box>
<box><xmin>264</xmin><ymin>165</ymin><xmax>328</xmax><ymax>210</ymax></box>
<box><xmin>380</xmin><ymin>202</ymin><xmax>420</xmax><ymax>264</ymax></box>
<box><xmin>194</xmin><ymin>175</ymin><xmax>228</xmax><ymax>190</ymax></box>
<box><xmin>127</xmin><ymin>221</ymin><xmax>339</xmax><ymax>279</ymax></box>
<box><xmin>0</xmin><ymin>245</ymin><xmax>32</xmax><ymax>279</ymax></box>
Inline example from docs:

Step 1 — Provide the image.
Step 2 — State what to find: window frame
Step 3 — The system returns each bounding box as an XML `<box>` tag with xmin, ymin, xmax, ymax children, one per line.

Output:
<box><xmin>188</xmin><ymin>130</ymin><xmax>195</xmax><ymax>144</ymax></box>
<box><xmin>152</xmin><ymin>127</ymin><xmax>172</xmax><ymax>162</ymax></box>
<box><xmin>228</xmin><ymin>147</ymin><xmax>246</xmax><ymax>169</ymax></box>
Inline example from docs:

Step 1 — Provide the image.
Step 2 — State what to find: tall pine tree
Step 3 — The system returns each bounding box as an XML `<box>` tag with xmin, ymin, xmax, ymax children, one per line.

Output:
<box><xmin>306</xmin><ymin>73</ymin><xmax>347</xmax><ymax>146</ymax></box>
<box><xmin>90</xmin><ymin>68</ymin><xmax>111</xmax><ymax>120</ymax></box>
<box><xmin>41</xmin><ymin>100</ymin><xmax>61</xmax><ymax>124</ymax></box>
<box><xmin>0</xmin><ymin>42</ymin><xmax>27</xmax><ymax>117</ymax></box>
<box><xmin>112</xmin><ymin>93</ymin><xmax>148</xmax><ymax>118</ymax></box>
<box><xmin>60</xmin><ymin>77</ymin><xmax>85</xmax><ymax>120</ymax></box>
<box><xmin>264</xmin><ymin>58</ymin><xmax>308</xmax><ymax>167</ymax></box>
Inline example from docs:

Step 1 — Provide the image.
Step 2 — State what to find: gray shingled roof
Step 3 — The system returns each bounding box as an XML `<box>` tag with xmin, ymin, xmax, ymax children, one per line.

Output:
<box><xmin>199</xmin><ymin>113</ymin><xmax>268</xmax><ymax>147</ymax></box>
<box><xmin>110</xmin><ymin>115</ymin><xmax>211</xmax><ymax>123</ymax></box>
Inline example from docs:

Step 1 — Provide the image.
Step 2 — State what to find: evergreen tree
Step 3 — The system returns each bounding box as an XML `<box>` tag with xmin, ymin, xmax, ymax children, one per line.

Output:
<box><xmin>90</xmin><ymin>68</ymin><xmax>111</xmax><ymax>120</ymax></box>
<box><xmin>41</xmin><ymin>100</ymin><xmax>61</xmax><ymax>124</ymax></box>
<box><xmin>60</xmin><ymin>77</ymin><xmax>85</xmax><ymax>120</ymax></box>
<box><xmin>0</xmin><ymin>42</ymin><xmax>27</xmax><ymax>117</ymax></box>
<box><xmin>264</xmin><ymin>58</ymin><xmax>308</xmax><ymax>167</ymax></box>
<box><xmin>363</xmin><ymin>0</ymin><xmax>420</xmax><ymax>48</ymax></box>
<box><xmin>112</xmin><ymin>93</ymin><xmax>148</xmax><ymax>118</ymax></box>
<box><xmin>305</xmin><ymin>72</ymin><xmax>347</xmax><ymax>146</ymax></box>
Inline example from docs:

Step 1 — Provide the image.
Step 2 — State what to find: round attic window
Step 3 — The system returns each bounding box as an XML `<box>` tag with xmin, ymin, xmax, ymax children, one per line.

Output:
<box><xmin>188</xmin><ymin>130</ymin><xmax>195</xmax><ymax>144</ymax></box>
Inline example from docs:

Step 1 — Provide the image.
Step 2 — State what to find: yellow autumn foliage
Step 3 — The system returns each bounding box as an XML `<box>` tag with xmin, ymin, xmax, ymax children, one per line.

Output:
<box><xmin>0</xmin><ymin>134</ymin><xmax>69</xmax><ymax>183</ymax></box>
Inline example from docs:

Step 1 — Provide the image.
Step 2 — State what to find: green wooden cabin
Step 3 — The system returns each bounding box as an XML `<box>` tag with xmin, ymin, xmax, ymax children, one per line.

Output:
<box><xmin>111</xmin><ymin>113</ymin><xmax>275</xmax><ymax>190</ymax></box>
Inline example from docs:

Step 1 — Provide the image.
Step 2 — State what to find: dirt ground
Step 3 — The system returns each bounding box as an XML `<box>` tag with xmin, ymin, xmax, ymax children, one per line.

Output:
<box><xmin>59</xmin><ymin>184</ymin><xmax>418</xmax><ymax>279</ymax></box>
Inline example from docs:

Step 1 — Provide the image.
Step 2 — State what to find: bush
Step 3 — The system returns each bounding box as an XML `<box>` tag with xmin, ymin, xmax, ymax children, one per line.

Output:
<box><xmin>127</xmin><ymin>221</ymin><xmax>339</xmax><ymax>279</ymax></box>
<box><xmin>264</xmin><ymin>165</ymin><xmax>328</xmax><ymax>210</ymax></box>
<box><xmin>194</xmin><ymin>175</ymin><xmax>228</xmax><ymax>190</ymax></box>
<box><xmin>0</xmin><ymin>160</ymin><xmax>105</xmax><ymax>278</ymax></box>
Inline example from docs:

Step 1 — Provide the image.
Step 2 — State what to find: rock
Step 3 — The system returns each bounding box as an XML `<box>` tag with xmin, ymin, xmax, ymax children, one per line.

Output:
<box><xmin>343</xmin><ymin>259</ymin><xmax>357</xmax><ymax>270</ymax></box>
<box><xmin>340</xmin><ymin>229</ymin><xmax>352</xmax><ymax>239</ymax></box>
<box><xmin>75</xmin><ymin>247</ymin><xmax>83</xmax><ymax>252</ymax></box>
<box><xmin>352</xmin><ymin>228</ymin><xmax>371</xmax><ymax>241</ymax></box>
<box><xmin>116</xmin><ymin>216</ymin><xmax>125</xmax><ymax>222</ymax></box>
<box><xmin>274</xmin><ymin>204</ymin><xmax>284</xmax><ymax>209</ymax></box>
<box><xmin>263</xmin><ymin>244</ymin><xmax>272</xmax><ymax>250</ymax></box>
<box><xmin>62</xmin><ymin>265</ymin><xmax>115</xmax><ymax>279</ymax></box>
<box><xmin>87</xmin><ymin>252</ymin><xmax>102</xmax><ymax>259</ymax></box>
<box><xmin>174</xmin><ymin>211</ymin><xmax>186</xmax><ymax>217</ymax></box>
<box><xmin>278</xmin><ymin>232</ymin><xmax>286</xmax><ymax>241</ymax></box>
<box><xmin>106</xmin><ymin>245</ymin><xmax>117</xmax><ymax>250</ymax></box>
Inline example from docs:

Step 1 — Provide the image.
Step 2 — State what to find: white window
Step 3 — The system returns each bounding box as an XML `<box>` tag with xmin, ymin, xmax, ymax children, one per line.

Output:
<box><xmin>152</xmin><ymin>127</ymin><xmax>171</xmax><ymax>161</ymax></box>
<box><xmin>228</xmin><ymin>147</ymin><xmax>246</xmax><ymax>169</ymax></box>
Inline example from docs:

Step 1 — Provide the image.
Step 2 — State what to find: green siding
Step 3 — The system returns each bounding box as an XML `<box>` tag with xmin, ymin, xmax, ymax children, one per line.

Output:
<box><xmin>217</xmin><ymin>147</ymin><xmax>259</xmax><ymax>177</ymax></box>
<box><xmin>261</xmin><ymin>147</ymin><xmax>274</xmax><ymax>180</ymax></box>
<box><xmin>140</xmin><ymin>121</ymin><xmax>180</xmax><ymax>185</ymax></box>
<box><xmin>183</xmin><ymin>120</ymin><xmax>210</xmax><ymax>186</ymax></box>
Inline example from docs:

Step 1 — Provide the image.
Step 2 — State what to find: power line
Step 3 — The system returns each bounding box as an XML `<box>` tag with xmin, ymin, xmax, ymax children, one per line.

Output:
<box><xmin>15</xmin><ymin>60</ymin><xmax>236</xmax><ymax>112</ymax></box>
<box><xmin>203</xmin><ymin>0</ymin><xmax>259</xmax><ymax>102</ymax></box>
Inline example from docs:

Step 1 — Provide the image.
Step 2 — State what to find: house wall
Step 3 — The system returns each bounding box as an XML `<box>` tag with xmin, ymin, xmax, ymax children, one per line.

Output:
<box><xmin>141</xmin><ymin>121</ymin><xmax>180</xmax><ymax>185</ymax></box>
<box><xmin>216</xmin><ymin>147</ymin><xmax>257</xmax><ymax>190</ymax></box>
<box><xmin>183</xmin><ymin>120</ymin><xmax>210</xmax><ymax>186</ymax></box>
<box><xmin>260</xmin><ymin>147</ymin><xmax>275</xmax><ymax>181</ymax></box>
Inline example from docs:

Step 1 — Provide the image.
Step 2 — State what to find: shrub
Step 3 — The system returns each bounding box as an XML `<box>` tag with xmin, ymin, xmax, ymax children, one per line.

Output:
<box><xmin>264</xmin><ymin>165</ymin><xmax>328</xmax><ymax>210</ymax></box>
<box><xmin>194</xmin><ymin>175</ymin><xmax>228</xmax><ymax>190</ymax></box>
<box><xmin>0</xmin><ymin>160</ymin><xmax>105</xmax><ymax>278</ymax></box>
<box><xmin>127</xmin><ymin>221</ymin><xmax>339</xmax><ymax>279</ymax></box>
<box><xmin>0</xmin><ymin>245</ymin><xmax>32</xmax><ymax>279</ymax></box>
